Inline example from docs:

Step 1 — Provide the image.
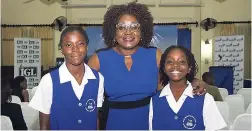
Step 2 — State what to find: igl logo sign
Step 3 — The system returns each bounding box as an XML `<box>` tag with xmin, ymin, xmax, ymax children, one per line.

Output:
<box><xmin>19</xmin><ymin>67</ymin><xmax>37</xmax><ymax>77</ymax></box>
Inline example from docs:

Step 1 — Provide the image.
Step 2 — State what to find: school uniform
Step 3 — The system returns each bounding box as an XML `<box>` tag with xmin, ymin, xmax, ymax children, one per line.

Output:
<box><xmin>149</xmin><ymin>82</ymin><xmax>227</xmax><ymax>130</ymax></box>
<box><xmin>29</xmin><ymin>62</ymin><xmax>104</xmax><ymax>130</ymax></box>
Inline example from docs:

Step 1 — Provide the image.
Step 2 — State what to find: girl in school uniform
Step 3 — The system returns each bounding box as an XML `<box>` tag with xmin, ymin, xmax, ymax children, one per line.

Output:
<box><xmin>29</xmin><ymin>26</ymin><xmax>104</xmax><ymax>130</ymax></box>
<box><xmin>149</xmin><ymin>45</ymin><xmax>226</xmax><ymax>130</ymax></box>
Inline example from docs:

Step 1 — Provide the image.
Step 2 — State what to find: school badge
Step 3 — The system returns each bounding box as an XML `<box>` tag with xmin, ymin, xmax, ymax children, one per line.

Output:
<box><xmin>85</xmin><ymin>99</ymin><xmax>96</xmax><ymax>112</ymax></box>
<box><xmin>183</xmin><ymin>115</ymin><xmax>196</xmax><ymax>129</ymax></box>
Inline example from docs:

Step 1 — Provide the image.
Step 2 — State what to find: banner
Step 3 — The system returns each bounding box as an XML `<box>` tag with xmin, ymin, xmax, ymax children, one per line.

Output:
<box><xmin>85</xmin><ymin>26</ymin><xmax>104</xmax><ymax>59</ymax></box>
<box><xmin>14</xmin><ymin>38</ymin><xmax>41</xmax><ymax>89</ymax></box>
<box><xmin>214</xmin><ymin>35</ymin><xmax>244</xmax><ymax>93</ymax></box>
<box><xmin>151</xmin><ymin>25</ymin><xmax>177</xmax><ymax>52</ymax></box>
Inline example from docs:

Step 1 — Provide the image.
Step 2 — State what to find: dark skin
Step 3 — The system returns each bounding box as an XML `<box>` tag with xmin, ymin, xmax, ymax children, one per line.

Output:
<box><xmin>204</xmin><ymin>75</ymin><xmax>214</xmax><ymax>85</ymax></box>
<box><xmin>114</xmin><ymin>14</ymin><xmax>141</xmax><ymax>71</ymax></box>
<box><xmin>20</xmin><ymin>79</ymin><xmax>29</xmax><ymax>102</ymax></box>
<box><xmin>40</xmin><ymin>31</ymin><xmax>101</xmax><ymax>130</ymax></box>
<box><xmin>88</xmin><ymin>14</ymin><xmax>161</xmax><ymax>72</ymax></box>
<box><xmin>88</xmin><ymin>14</ymin><xmax>206</xmax><ymax>94</ymax></box>
<box><xmin>164</xmin><ymin>49</ymin><xmax>192</xmax><ymax>101</ymax></box>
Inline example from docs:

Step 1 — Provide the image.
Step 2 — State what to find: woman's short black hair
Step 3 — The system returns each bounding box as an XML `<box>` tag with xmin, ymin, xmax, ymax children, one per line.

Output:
<box><xmin>59</xmin><ymin>26</ymin><xmax>89</xmax><ymax>47</ymax></box>
<box><xmin>13</xmin><ymin>76</ymin><xmax>26</xmax><ymax>89</ymax></box>
<box><xmin>202</xmin><ymin>72</ymin><xmax>214</xmax><ymax>82</ymax></box>
<box><xmin>1</xmin><ymin>78</ymin><xmax>12</xmax><ymax>103</ymax></box>
<box><xmin>159</xmin><ymin>45</ymin><xmax>198</xmax><ymax>86</ymax></box>
<box><xmin>102</xmin><ymin>2</ymin><xmax>154</xmax><ymax>48</ymax></box>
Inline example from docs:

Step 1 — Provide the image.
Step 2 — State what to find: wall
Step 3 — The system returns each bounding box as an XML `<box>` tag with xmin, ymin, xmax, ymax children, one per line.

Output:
<box><xmin>2</xmin><ymin>0</ymin><xmax>251</xmax><ymax>78</ymax></box>
<box><xmin>200</xmin><ymin>0</ymin><xmax>251</xmax><ymax>79</ymax></box>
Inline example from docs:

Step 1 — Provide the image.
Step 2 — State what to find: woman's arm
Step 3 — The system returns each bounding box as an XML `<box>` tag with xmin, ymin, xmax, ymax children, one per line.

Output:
<box><xmin>22</xmin><ymin>90</ymin><xmax>29</xmax><ymax>102</ymax></box>
<box><xmin>191</xmin><ymin>78</ymin><xmax>207</xmax><ymax>95</ymax></box>
<box><xmin>39</xmin><ymin>112</ymin><xmax>50</xmax><ymax>130</ymax></box>
<box><xmin>88</xmin><ymin>53</ymin><xmax>100</xmax><ymax>71</ymax></box>
<box><xmin>156</xmin><ymin>49</ymin><xmax>163</xmax><ymax>91</ymax></box>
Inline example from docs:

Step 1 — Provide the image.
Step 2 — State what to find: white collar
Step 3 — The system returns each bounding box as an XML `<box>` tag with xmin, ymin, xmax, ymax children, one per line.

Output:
<box><xmin>58</xmin><ymin>62</ymin><xmax>96</xmax><ymax>84</ymax></box>
<box><xmin>159</xmin><ymin>81</ymin><xmax>194</xmax><ymax>98</ymax></box>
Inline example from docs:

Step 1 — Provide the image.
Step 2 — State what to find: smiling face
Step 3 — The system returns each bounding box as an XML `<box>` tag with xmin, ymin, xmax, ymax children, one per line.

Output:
<box><xmin>164</xmin><ymin>48</ymin><xmax>191</xmax><ymax>82</ymax></box>
<box><xmin>115</xmin><ymin>14</ymin><xmax>141</xmax><ymax>50</ymax></box>
<box><xmin>61</xmin><ymin>31</ymin><xmax>87</xmax><ymax>67</ymax></box>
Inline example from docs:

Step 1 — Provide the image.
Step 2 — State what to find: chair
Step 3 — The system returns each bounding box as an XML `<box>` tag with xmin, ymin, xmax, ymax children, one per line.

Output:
<box><xmin>230</xmin><ymin>114</ymin><xmax>252</xmax><ymax>130</ymax></box>
<box><xmin>21</xmin><ymin>102</ymin><xmax>29</xmax><ymax>106</ymax></box>
<box><xmin>215</xmin><ymin>101</ymin><xmax>231</xmax><ymax>127</ymax></box>
<box><xmin>237</xmin><ymin>88</ymin><xmax>251</xmax><ymax>109</ymax></box>
<box><xmin>224</xmin><ymin>95</ymin><xmax>245</xmax><ymax>123</ymax></box>
<box><xmin>1</xmin><ymin>115</ymin><xmax>13</xmax><ymax>130</ymax></box>
<box><xmin>246</xmin><ymin>103</ymin><xmax>252</xmax><ymax>114</ymax></box>
<box><xmin>218</xmin><ymin>88</ymin><xmax>229</xmax><ymax>100</ymax></box>
<box><xmin>21</xmin><ymin>104</ymin><xmax>40</xmax><ymax>130</ymax></box>
<box><xmin>11</xmin><ymin>95</ymin><xmax>21</xmax><ymax>105</ymax></box>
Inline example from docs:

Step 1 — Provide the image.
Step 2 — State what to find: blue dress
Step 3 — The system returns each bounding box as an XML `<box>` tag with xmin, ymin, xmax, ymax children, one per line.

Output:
<box><xmin>97</xmin><ymin>47</ymin><xmax>158</xmax><ymax>130</ymax></box>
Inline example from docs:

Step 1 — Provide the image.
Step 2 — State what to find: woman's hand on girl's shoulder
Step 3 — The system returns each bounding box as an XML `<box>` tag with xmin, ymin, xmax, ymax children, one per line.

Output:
<box><xmin>191</xmin><ymin>78</ymin><xmax>207</xmax><ymax>95</ymax></box>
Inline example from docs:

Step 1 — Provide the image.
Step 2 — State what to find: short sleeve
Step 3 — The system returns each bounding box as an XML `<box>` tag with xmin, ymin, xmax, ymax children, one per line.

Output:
<box><xmin>203</xmin><ymin>93</ymin><xmax>227</xmax><ymax>130</ymax></box>
<box><xmin>97</xmin><ymin>72</ymin><xmax>104</xmax><ymax>108</ymax></box>
<box><xmin>28</xmin><ymin>73</ymin><xmax>53</xmax><ymax>114</ymax></box>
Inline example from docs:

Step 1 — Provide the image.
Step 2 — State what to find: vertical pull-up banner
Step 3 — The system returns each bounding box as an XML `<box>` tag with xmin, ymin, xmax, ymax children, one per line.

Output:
<box><xmin>14</xmin><ymin>38</ymin><xmax>41</xmax><ymax>89</ymax></box>
<box><xmin>214</xmin><ymin>35</ymin><xmax>244</xmax><ymax>93</ymax></box>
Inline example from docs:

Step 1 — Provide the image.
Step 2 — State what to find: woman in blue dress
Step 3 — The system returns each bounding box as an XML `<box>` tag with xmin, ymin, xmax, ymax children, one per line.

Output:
<box><xmin>88</xmin><ymin>2</ymin><xmax>206</xmax><ymax>130</ymax></box>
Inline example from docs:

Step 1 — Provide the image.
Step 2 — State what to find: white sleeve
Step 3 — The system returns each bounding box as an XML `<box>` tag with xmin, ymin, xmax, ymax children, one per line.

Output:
<box><xmin>203</xmin><ymin>93</ymin><xmax>227</xmax><ymax>130</ymax></box>
<box><xmin>97</xmin><ymin>72</ymin><xmax>104</xmax><ymax>108</ymax></box>
<box><xmin>28</xmin><ymin>73</ymin><xmax>53</xmax><ymax>114</ymax></box>
<box><xmin>149</xmin><ymin>98</ymin><xmax>153</xmax><ymax>131</ymax></box>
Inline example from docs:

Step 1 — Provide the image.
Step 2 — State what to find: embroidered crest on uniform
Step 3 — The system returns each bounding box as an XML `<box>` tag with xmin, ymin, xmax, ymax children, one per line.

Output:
<box><xmin>85</xmin><ymin>99</ymin><xmax>96</xmax><ymax>112</ymax></box>
<box><xmin>183</xmin><ymin>115</ymin><xmax>196</xmax><ymax>129</ymax></box>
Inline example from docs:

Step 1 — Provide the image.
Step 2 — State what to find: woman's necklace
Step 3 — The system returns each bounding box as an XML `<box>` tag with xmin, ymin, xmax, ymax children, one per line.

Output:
<box><xmin>124</xmin><ymin>55</ymin><xmax>131</xmax><ymax>58</ymax></box>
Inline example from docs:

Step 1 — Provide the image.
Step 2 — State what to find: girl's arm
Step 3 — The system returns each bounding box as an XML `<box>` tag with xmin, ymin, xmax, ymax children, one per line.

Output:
<box><xmin>203</xmin><ymin>93</ymin><xmax>227</xmax><ymax>130</ymax></box>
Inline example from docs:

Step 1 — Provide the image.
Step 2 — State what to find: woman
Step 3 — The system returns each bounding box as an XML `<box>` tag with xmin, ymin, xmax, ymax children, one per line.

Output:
<box><xmin>12</xmin><ymin>76</ymin><xmax>29</xmax><ymax>102</ymax></box>
<box><xmin>1</xmin><ymin>78</ymin><xmax>28</xmax><ymax>130</ymax></box>
<box><xmin>29</xmin><ymin>26</ymin><xmax>104</xmax><ymax>130</ymax></box>
<box><xmin>88</xmin><ymin>2</ymin><xmax>206</xmax><ymax>130</ymax></box>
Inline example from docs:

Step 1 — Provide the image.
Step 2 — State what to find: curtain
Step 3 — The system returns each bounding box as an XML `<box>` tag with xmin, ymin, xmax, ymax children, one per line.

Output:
<box><xmin>30</xmin><ymin>27</ymin><xmax>54</xmax><ymax>70</ymax></box>
<box><xmin>177</xmin><ymin>25</ymin><xmax>192</xmax><ymax>50</ymax></box>
<box><xmin>1</xmin><ymin>27</ymin><xmax>54</xmax><ymax>70</ymax></box>
<box><xmin>214</xmin><ymin>24</ymin><xmax>251</xmax><ymax>79</ymax></box>
<box><xmin>1</xmin><ymin>27</ymin><xmax>22</xmax><ymax>65</ymax></box>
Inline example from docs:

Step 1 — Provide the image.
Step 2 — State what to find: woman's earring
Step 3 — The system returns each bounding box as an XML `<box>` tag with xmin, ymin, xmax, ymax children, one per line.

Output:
<box><xmin>113</xmin><ymin>38</ymin><xmax>116</xmax><ymax>46</ymax></box>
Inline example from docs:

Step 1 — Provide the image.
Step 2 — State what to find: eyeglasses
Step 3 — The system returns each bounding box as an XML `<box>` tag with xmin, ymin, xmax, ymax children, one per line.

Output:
<box><xmin>116</xmin><ymin>22</ymin><xmax>140</xmax><ymax>32</ymax></box>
